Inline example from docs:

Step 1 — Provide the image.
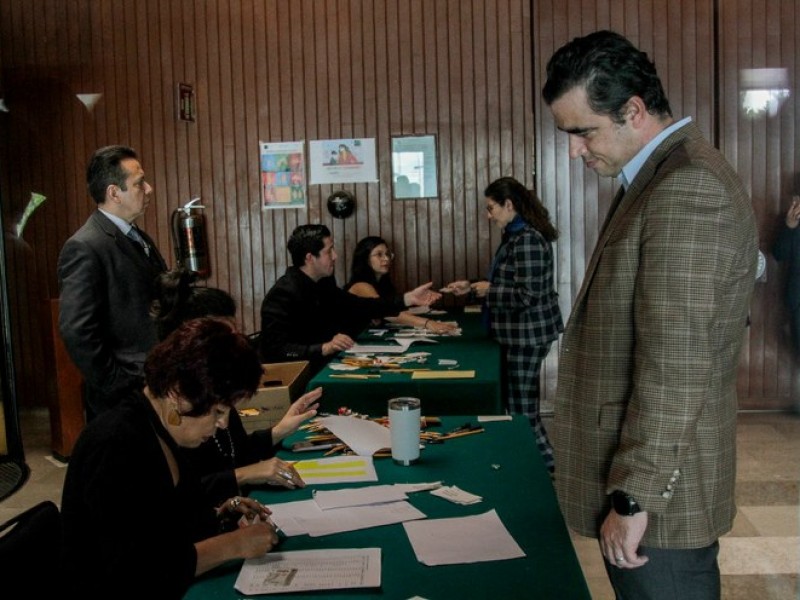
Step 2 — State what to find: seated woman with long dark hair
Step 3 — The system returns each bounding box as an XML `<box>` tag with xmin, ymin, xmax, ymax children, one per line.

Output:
<box><xmin>60</xmin><ymin>318</ymin><xmax>280</xmax><ymax>599</ymax></box>
<box><xmin>345</xmin><ymin>236</ymin><xmax>456</xmax><ymax>334</ymax></box>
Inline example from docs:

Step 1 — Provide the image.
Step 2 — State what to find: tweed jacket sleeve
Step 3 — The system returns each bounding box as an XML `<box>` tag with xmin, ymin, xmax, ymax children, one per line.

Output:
<box><xmin>485</xmin><ymin>225</ymin><xmax>563</xmax><ymax>347</ymax></box>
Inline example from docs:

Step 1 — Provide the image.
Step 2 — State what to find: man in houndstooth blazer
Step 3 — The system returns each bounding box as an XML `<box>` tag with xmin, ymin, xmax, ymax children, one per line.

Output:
<box><xmin>543</xmin><ymin>31</ymin><xmax>757</xmax><ymax>599</ymax></box>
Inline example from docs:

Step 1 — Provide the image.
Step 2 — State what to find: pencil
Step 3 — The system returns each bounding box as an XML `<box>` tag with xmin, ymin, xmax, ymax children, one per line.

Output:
<box><xmin>330</xmin><ymin>374</ymin><xmax>380</xmax><ymax>380</ymax></box>
<box><xmin>323</xmin><ymin>444</ymin><xmax>347</xmax><ymax>456</ymax></box>
<box><xmin>438</xmin><ymin>428</ymin><xmax>485</xmax><ymax>441</ymax></box>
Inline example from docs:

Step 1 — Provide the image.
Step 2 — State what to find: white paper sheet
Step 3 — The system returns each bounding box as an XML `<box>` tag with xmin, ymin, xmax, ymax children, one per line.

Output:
<box><xmin>269</xmin><ymin>498</ymin><xmax>427</xmax><ymax>537</ymax></box>
<box><xmin>345</xmin><ymin>338</ymin><xmax>414</xmax><ymax>354</ymax></box>
<box><xmin>313</xmin><ymin>485</ymin><xmax>408</xmax><ymax>509</ymax></box>
<box><xmin>317</xmin><ymin>415</ymin><xmax>391</xmax><ymax>456</ymax></box>
<box><xmin>403</xmin><ymin>509</ymin><xmax>526</xmax><ymax>566</ymax></box>
<box><xmin>294</xmin><ymin>455</ymin><xmax>378</xmax><ymax>485</ymax></box>
<box><xmin>234</xmin><ymin>548</ymin><xmax>381</xmax><ymax>595</ymax></box>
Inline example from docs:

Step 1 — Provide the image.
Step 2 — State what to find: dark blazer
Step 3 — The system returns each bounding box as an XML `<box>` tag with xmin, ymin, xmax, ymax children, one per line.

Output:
<box><xmin>58</xmin><ymin>210</ymin><xmax>166</xmax><ymax>415</ymax></box>
<box><xmin>773</xmin><ymin>224</ymin><xmax>800</xmax><ymax>310</ymax></box>
<box><xmin>259</xmin><ymin>267</ymin><xmax>400</xmax><ymax>374</ymax></box>
<box><xmin>553</xmin><ymin>122</ymin><xmax>758</xmax><ymax>548</ymax></box>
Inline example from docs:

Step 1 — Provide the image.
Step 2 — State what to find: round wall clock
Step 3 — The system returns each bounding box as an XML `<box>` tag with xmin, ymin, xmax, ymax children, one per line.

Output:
<box><xmin>327</xmin><ymin>191</ymin><xmax>356</xmax><ymax>219</ymax></box>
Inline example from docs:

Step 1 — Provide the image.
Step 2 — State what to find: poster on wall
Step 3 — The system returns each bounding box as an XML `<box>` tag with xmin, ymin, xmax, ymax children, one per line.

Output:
<box><xmin>308</xmin><ymin>138</ymin><xmax>378</xmax><ymax>184</ymax></box>
<box><xmin>259</xmin><ymin>141</ymin><xmax>306</xmax><ymax>209</ymax></box>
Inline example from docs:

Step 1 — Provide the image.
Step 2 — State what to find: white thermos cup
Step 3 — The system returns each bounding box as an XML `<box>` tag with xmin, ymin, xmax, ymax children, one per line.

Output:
<box><xmin>388</xmin><ymin>397</ymin><xmax>421</xmax><ymax>466</ymax></box>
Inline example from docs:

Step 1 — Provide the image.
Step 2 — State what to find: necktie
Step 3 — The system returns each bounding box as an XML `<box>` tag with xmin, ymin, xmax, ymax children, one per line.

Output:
<box><xmin>126</xmin><ymin>226</ymin><xmax>150</xmax><ymax>257</ymax></box>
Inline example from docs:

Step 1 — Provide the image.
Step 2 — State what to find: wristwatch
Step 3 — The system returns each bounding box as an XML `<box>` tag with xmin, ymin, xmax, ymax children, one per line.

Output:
<box><xmin>611</xmin><ymin>491</ymin><xmax>641</xmax><ymax>516</ymax></box>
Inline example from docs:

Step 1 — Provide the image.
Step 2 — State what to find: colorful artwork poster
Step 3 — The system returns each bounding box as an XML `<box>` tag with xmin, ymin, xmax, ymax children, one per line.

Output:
<box><xmin>259</xmin><ymin>141</ymin><xmax>306</xmax><ymax>209</ymax></box>
<box><xmin>308</xmin><ymin>138</ymin><xmax>378</xmax><ymax>184</ymax></box>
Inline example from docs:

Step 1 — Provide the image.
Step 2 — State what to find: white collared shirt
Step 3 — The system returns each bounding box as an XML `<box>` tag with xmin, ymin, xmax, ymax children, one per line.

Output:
<box><xmin>619</xmin><ymin>116</ymin><xmax>692</xmax><ymax>190</ymax></box>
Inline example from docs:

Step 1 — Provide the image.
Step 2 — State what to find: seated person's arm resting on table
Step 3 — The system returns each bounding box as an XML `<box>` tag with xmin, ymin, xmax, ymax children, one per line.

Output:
<box><xmin>349</xmin><ymin>282</ymin><xmax>455</xmax><ymax>333</ymax></box>
<box><xmin>233</xmin><ymin>388</ymin><xmax>322</xmax><ymax>489</ymax></box>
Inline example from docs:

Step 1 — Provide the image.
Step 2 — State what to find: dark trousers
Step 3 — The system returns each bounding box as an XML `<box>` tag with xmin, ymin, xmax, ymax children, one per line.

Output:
<box><xmin>604</xmin><ymin>541</ymin><xmax>720</xmax><ymax>600</ymax></box>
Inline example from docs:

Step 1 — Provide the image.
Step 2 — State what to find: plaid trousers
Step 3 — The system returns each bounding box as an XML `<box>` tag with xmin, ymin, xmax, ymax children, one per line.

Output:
<box><xmin>504</xmin><ymin>343</ymin><xmax>554</xmax><ymax>472</ymax></box>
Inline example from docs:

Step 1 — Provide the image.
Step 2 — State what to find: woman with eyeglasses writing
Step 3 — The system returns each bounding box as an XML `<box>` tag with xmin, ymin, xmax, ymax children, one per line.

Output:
<box><xmin>444</xmin><ymin>177</ymin><xmax>563</xmax><ymax>473</ymax></box>
<box><xmin>346</xmin><ymin>236</ymin><xmax>457</xmax><ymax>334</ymax></box>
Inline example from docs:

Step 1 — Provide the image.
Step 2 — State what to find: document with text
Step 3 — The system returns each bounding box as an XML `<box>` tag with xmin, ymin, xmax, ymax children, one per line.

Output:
<box><xmin>234</xmin><ymin>548</ymin><xmax>381</xmax><ymax>595</ymax></box>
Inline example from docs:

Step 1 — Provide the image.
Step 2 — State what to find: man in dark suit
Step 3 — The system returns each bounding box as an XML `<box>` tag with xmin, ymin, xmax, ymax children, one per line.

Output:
<box><xmin>58</xmin><ymin>145</ymin><xmax>167</xmax><ymax>419</ymax></box>
<box><xmin>543</xmin><ymin>31</ymin><xmax>757</xmax><ymax>599</ymax></box>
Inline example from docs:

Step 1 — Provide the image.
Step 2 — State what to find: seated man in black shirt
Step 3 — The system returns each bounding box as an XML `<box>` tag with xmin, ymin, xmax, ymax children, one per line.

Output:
<box><xmin>259</xmin><ymin>224</ymin><xmax>439</xmax><ymax>374</ymax></box>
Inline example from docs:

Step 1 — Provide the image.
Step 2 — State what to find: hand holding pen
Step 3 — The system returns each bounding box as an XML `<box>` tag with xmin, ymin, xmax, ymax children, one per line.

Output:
<box><xmin>218</xmin><ymin>495</ymin><xmax>271</xmax><ymax>523</ymax></box>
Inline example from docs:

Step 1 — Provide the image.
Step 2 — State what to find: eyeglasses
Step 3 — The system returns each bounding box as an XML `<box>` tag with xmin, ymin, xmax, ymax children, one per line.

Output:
<box><xmin>370</xmin><ymin>251</ymin><xmax>395</xmax><ymax>260</ymax></box>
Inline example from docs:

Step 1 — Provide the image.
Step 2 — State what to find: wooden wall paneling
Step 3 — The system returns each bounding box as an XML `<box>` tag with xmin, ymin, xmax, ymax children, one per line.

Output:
<box><xmin>2</xmin><ymin>0</ymin><xmax>537</xmax><ymax>409</ymax></box>
<box><xmin>240</xmin><ymin>0</ymin><xmax>263</xmax><ymax>332</ymax></box>
<box><xmin>533</xmin><ymin>0</ymin><xmax>799</xmax><ymax>409</ymax></box>
<box><xmin>249</xmin><ymin>0</ymin><xmax>269</xmax><ymax>331</ymax></box>
<box><xmin>233</xmin><ymin>1</ymin><xmax>255</xmax><ymax>328</ymax></box>
<box><xmin>446</xmin><ymin>0</ymin><xmax>466</xmax><ymax>295</ymax></box>
<box><xmin>533</xmin><ymin>0</ymin><xmax>719</xmax><ymax>407</ymax></box>
<box><xmin>777</xmin><ymin>0</ymin><xmax>799</xmax><ymax>405</ymax></box>
<box><xmin>719</xmin><ymin>0</ymin><xmax>800</xmax><ymax>409</ymax></box>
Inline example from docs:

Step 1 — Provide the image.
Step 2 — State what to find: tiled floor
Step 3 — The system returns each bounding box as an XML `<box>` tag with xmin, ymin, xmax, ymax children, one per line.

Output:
<box><xmin>2</xmin><ymin>409</ymin><xmax>798</xmax><ymax>599</ymax></box>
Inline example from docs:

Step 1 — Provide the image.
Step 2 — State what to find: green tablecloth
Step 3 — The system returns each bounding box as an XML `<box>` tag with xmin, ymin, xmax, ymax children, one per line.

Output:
<box><xmin>185</xmin><ymin>415</ymin><xmax>590</xmax><ymax>599</ymax></box>
<box><xmin>306</xmin><ymin>312</ymin><xmax>504</xmax><ymax>416</ymax></box>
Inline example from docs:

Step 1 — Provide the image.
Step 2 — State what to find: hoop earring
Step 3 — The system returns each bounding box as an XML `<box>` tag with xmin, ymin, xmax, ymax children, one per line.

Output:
<box><xmin>167</xmin><ymin>408</ymin><xmax>182</xmax><ymax>426</ymax></box>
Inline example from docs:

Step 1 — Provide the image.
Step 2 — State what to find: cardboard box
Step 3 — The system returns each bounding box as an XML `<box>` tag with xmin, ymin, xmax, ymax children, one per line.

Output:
<box><xmin>237</xmin><ymin>361</ymin><xmax>310</xmax><ymax>433</ymax></box>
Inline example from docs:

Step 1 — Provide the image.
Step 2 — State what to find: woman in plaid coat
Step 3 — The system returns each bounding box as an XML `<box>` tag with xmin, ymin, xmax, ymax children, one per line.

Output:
<box><xmin>447</xmin><ymin>177</ymin><xmax>563</xmax><ymax>472</ymax></box>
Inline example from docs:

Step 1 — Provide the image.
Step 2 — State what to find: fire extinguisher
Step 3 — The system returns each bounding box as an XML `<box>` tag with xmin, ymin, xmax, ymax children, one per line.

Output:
<box><xmin>171</xmin><ymin>197</ymin><xmax>211</xmax><ymax>278</ymax></box>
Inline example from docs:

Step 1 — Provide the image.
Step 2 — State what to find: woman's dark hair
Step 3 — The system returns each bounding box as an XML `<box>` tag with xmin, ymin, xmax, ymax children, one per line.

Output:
<box><xmin>346</xmin><ymin>236</ymin><xmax>396</xmax><ymax>300</ymax></box>
<box><xmin>484</xmin><ymin>177</ymin><xmax>558</xmax><ymax>242</ymax></box>
<box><xmin>542</xmin><ymin>30</ymin><xmax>671</xmax><ymax>124</ymax></box>
<box><xmin>145</xmin><ymin>318</ymin><xmax>262</xmax><ymax>417</ymax></box>
<box><xmin>151</xmin><ymin>269</ymin><xmax>236</xmax><ymax>341</ymax></box>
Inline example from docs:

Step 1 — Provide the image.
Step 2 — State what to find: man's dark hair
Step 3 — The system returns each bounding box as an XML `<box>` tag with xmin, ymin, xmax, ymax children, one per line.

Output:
<box><xmin>542</xmin><ymin>30</ymin><xmax>672</xmax><ymax>124</ymax></box>
<box><xmin>287</xmin><ymin>224</ymin><xmax>331</xmax><ymax>267</ymax></box>
<box><xmin>86</xmin><ymin>145</ymin><xmax>138</xmax><ymax>204</ymax></box>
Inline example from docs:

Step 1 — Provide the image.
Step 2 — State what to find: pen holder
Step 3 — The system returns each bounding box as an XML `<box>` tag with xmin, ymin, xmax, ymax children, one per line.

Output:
<box><xmin>388</xmin><ymin>397</ymin><xmax>421</xmax><ymax>466</ymax></box>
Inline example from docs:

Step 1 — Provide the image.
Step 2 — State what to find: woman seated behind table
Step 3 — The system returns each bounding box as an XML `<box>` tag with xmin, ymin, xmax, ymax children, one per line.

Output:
<box><xmin>345</xmin><ymin>236</ymin><xmax>456</xmax><ymax>334</ymax></box>
<box><xmin>61</xmin><ymin>318</ymin><xmax>279</xmax><ymax>599</ymax></box>
<box><xmin>151</xmin><ymin>268</ymin><xmax>321</xmax><ymax>507</ymax></box>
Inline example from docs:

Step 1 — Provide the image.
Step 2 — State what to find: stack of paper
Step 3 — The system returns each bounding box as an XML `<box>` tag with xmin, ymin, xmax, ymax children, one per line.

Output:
<box><xmin>268</xmin><ymin>483</ymin><xmax>428</xmax><ymax>537</ymax></box>
<box><xmin>430</xmin><ymin>485</ymin><xmax>482</xmax><ymax>505</ymax></box>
